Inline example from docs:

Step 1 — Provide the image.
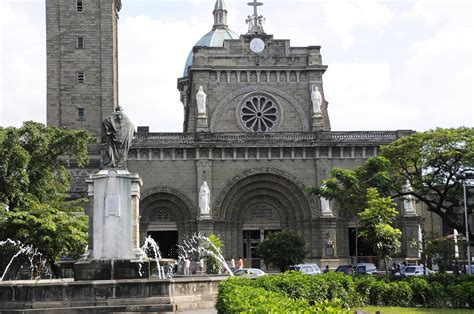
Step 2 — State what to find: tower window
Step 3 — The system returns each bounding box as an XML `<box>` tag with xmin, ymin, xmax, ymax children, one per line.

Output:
<box><xmin>76</xmin><ymin>0</ymin><xmax>83</xmax><ymax>12</ymax></box>
<box><xmin>77</xmin><ymin>72</ymin><xmax>85</xmax><ymax>84</ymax></box>
<box><xmin>77</xmin><ymin>108</ymin><xmax>85</xmax><ymax>121</ymax></box>
<box><xmin>77</xmin><ymin>36</ymin><xmax>85</xmax><ymax>49</ymax></box>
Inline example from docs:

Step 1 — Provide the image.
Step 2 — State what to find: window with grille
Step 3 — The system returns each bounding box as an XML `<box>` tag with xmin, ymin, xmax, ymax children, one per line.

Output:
<box><xmin>77</xmin><ymin>108</ymin><xmax>85</xmax><ymax>121</ymax></box>
<box><xmin>77</xmin><ymin>36</ymin><xmax>84</xmax><ymax>49</ymax></box>
<box><xmin>76</xmin><ymin>0</ymin><xmax>83</xmax><ymax>12</ymax></box>
<box><xmin>77</xmin><ymin>72</ymin><xmax>85</xmax><ymax>84</ymax></box>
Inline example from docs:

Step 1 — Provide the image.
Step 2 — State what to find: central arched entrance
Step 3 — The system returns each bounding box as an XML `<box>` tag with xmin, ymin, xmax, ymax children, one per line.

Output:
<box><xmin>214</xmin><ymin>168</ymin><xmax>314</xmax><ymax>268</ymax></box>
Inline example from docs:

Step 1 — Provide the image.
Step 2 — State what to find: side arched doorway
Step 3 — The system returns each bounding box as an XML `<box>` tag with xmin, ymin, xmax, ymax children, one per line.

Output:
<box><xmin>214</xmin><ymin>168</ymin><xmax>315</xmax><ymax>268</ymax></box>
<box><xmin>140</xmin><ymin>188</ymin><xmax>194</xmax><ymax>259</ymax></box>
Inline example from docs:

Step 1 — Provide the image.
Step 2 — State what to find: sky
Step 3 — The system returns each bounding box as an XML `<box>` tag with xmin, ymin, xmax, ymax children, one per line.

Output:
<box><xmin>0</xmin><ymin>0</ymin><xmax>473</xmax><ymax>132</ymax></box>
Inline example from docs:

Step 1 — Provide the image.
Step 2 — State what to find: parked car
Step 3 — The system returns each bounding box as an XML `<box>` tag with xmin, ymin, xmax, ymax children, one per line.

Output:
<box><xmin>355</xmin><ymin>263</ymin><xmax>378</xmax><ymax>275</ymax></box>
<box><xmin>288</xmin><ymin>263</ymin><xmax>321</xmax><ymax>275</ymax></box>
<box><xmin>233</xmin><ymin>268</ymin><xmax>266</xmax><ymax>277</ymax></box>
<box><xmin>335</xmin><ymin>265</ymin><xmax>354</xmax><ymax>275</ymax></box>
<box><xmin>336</xmin><ymin>263</ymin><xmax>378</xmax><ymax>275</ymax></box>
<box><xmin>399</xmin><ymin>265</ymin><xmax>435</xmax><ymax>277</ymax></box>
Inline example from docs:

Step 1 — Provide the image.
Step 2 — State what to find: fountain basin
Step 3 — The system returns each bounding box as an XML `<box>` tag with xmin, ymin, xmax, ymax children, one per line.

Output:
<box><xmin>74</xmin><ymin>259</ymin><xmax>150</xmax><ymax>281</ymax></box>
<box><xmin>0</xmin><ymin>276</ymin><xmax>226</xmax><ymax>313</ymax></box>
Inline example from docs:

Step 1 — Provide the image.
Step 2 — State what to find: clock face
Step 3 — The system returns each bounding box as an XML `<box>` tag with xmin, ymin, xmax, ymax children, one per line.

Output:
<box><xmin>250</xmin><ymin>38</ymin><xmax>265</xmax><ymax>54</ymax></box>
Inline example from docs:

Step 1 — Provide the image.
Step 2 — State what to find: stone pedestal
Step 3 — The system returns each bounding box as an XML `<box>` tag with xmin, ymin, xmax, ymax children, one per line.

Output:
<box><xmin>197</xmin><ymin>115</ymin><xmax>209</xmax><ymax>132</ymax></box>
<box><xmin>312</xmin><ymin>114</ymin><xmax>324</xmax><ymax>131</ymax></box>
<box><xmin>197</xmin><ymin>219</ymin><xmax>214</xmax><ymax>237</ymax></box>
<box><xmin>400</xmin><ymin>215</ymin><xmax>423</xmax><ymax>259</ymax></box>
<box><xmin>319</xmin><ymin>217</ymin><xmax>338</xmax><ymax>259</ymax></box>
<box><xmin>75</xmin><ymin>169</ymin><xmax>148</xmax><ymax>280</ymax></box>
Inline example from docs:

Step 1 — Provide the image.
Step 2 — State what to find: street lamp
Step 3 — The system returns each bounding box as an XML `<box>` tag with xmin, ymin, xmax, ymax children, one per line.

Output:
<box><xmin>456</xmin><ymin>172</ymin><xmax>474</xmax><ymax>275</ymax></box>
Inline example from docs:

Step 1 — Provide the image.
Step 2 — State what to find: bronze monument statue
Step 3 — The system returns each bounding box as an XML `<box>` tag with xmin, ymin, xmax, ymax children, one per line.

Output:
<box><xmin>102</xmin><ymin>106</ymin><xmax>135</xmax><ymax>169</ymax></box>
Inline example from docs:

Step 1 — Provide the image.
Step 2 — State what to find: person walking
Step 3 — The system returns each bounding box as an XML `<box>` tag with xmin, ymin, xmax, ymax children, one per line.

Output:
<box><xmin>184</xmin><ymin>257</ymin><xmax>191</xmax><ymax>275</ymax></box>
<box><xmin>230</xmin><ymin>257</ymin><xmax>236</xmax><ymax>273</ymax></box>
<box><xmin>238</xmin><ymin>257</ymin><xmax>244</xmax><ymax>270</ymax></box>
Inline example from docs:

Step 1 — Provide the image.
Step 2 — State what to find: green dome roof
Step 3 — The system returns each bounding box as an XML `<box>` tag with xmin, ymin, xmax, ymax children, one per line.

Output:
<box><xmin>183</xmin><ymin>28</ymin><xmax>239</xmax><ymax>76</ymax></box>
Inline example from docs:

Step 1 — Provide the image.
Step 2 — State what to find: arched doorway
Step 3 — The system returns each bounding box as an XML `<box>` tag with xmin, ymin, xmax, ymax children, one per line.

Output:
<box><xmin>140</xmin><ymin>188</ymin><xmax>194</xmax><ymax>259</ymax></box>
<box><xmin>214</xmin><ymin>168</ymin><xmax>314</xmax><ymax>267</ymax></box>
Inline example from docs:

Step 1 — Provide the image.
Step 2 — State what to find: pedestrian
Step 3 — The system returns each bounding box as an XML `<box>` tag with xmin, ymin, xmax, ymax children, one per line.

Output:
<box><xmin>324</xmin><ymin>265</ymin><xmax>330</xmax><ymax>273</ymax></box>
<box><xmin>184</xmin><ymin>257</ymin><xmax>191</xmax><ymax>275</ymax></box>
<box><xmin>238</xmin><ymin>257</ymin><xmax>244</xmax><ymax>270</ymax></box>
<box><xmin>230</xmin><ymin>257</ymin><xmax>236</xmax><ymax>273</ymax></box>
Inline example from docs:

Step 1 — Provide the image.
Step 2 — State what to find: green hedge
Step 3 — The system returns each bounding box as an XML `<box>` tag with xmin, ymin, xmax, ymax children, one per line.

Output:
<box><xmin>217</xmin><ymin>272</ymin><xmax>474</xmax><ymax>313</ymax></box>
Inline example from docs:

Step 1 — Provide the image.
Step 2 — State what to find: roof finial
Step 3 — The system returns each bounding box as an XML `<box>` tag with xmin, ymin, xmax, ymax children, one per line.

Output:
<box><xmin>213</xmin><ymin>0</ymin><xmax>228</xmax><ymax>30</ymax></box>
<box><xmin>246</xmin><ymin>0</ymin><xmax>265</xmax><ymax>34</ymax></box>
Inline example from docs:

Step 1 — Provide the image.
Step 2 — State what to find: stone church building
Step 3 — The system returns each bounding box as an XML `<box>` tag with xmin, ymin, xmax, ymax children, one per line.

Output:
<box><xmin>46</xmin><ymin>0</ymin><xmax>439</xmax><ymax>267</ymax></box>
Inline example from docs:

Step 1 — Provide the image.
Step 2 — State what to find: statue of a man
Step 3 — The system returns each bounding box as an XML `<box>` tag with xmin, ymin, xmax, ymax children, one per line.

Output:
<box><xmin>102</xmin><ymin>106</ymin><xmax>135</xmax><ymax>169</ymax></box>
<box><xmin>311</xmin><ymin>85</ymin><xmax>323</xmax><ymax>115</ymax></box>
<box><xmin>196</xmin><ymin>86</ymin><xmax>207</xmax><ymax>116</ymax></box>
<box><xmin>199</xmin><ymin>181</ymin><xmax>211</xmax><ymax>216</ymax></box>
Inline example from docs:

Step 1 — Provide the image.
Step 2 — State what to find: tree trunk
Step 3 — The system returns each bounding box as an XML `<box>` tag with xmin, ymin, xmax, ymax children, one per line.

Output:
<box><xmin>384</xmin><ymin>257</ymin><xmax>389</xmax><ymax>275</ymax></box>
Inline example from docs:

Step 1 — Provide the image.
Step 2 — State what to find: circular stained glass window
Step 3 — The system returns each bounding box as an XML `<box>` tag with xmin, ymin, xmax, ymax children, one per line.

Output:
<box><xmin>240</xmin><ymin>95</ymin><xmax>278</xmax><ymax>132</ymax></box>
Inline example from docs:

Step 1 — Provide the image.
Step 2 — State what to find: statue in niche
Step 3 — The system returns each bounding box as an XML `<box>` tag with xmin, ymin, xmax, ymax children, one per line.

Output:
<box><xmin>102</xmin><ymin>106</ymin><xmax>135</xmax><ymax>169</ymax></box>
<box><xmin>196</xmin><ymin>86</ymin><xmax>207</xmax><ymax>116</ymax></box>
<box><xmin>199</xmin><ymin>181</ymin><xmax>211</xmax><ymax>216</ymax></box>
<box><xmin>311</xmin><ymin>85</ymin><xmax>323</xmax><ymax>116</ymax></box>
<box><xmin>402</xmin><ymin>180</ymin><xmax>417</xmax><ymax>215</ymax></box>
<box><xmin>320</xmin><ymin>196</ymin><xmax>333</xmax><ymax>216</ymax></box>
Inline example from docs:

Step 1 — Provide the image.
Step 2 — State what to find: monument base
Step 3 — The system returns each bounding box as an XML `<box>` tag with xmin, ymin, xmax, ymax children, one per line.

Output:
<box><xmin>312</xmin><ymin>114</ymin><xmax>324</xmax><ymax>131</ymax></box>
<box><xmin>196</xmin><ymin>115</ymin><xmax>209</xmax><ymax>132</ymax></box>
<box><xmin>74</xmin><ymin>259</ymin><xmax>150</xmax><ymax>281</ymax></box>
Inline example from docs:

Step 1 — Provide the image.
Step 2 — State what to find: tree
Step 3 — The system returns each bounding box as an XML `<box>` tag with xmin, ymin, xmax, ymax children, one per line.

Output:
<box><xmin>204</xmin><ymin>234</ymin><xmax>224</xmax><ymax>274</ymax></box>
<box><xmin>309</xmin><ymin>128</ymin><xmax>474</xmax><ymax>238</ymax></box>
<box><xmin>358</xmin><ymin>188</ymin><xmax>402</xmax><ymax>274</ymax></box>
<box><xmin>255</xmin><ymin>230</ymin><xmax>306</xmax><ymax>272</ymax></box>
<box><xmin>380</xmin><ymin>127</ymin><xmax>474</xmax><ymax>237</ymax></box>
<box><xmin>0</xmin><ymin>122</ymin><xmax>95</xmax><ymax>278</ymax></box>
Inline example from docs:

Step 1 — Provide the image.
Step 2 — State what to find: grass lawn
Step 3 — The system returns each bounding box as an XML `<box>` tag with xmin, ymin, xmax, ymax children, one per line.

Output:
<box><xmin>359</xmin><ymin>307</ymin><xmax>473</xmax><ymax>314</ymax></box>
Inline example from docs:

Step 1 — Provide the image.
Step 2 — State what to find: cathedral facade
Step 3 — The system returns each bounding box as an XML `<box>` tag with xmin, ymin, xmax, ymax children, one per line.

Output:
<box><xmin>46</xmin><ymin>0</ymin><xmax>438</xmax><ymax>267</ymax></box>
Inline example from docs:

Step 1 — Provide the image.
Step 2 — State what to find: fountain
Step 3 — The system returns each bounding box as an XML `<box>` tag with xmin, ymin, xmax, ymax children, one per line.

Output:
<box><xmin>0</xmin><ymin>110</ymin><xmax>227</xmax><ymax>312</ymax></box>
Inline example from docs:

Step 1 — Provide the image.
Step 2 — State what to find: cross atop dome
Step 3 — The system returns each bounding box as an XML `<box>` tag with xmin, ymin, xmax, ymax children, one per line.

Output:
<box><xmin>246</xmin><ymin>0</ymin><xmax>265</xmax><ymax>34</ymax></box>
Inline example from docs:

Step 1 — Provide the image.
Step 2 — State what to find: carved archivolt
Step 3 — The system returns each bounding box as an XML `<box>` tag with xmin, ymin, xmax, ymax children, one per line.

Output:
<box><xmin>214</xmin><ymin>167</ymin><xmax>317</xmax><ymax>220</ymax></box>
<box><xmin>140</xmin><ymin>186</ymin><xmax>194</xmax><ymax>221</ymax></box>
<box><xmin>210</xmin><ymin>86</ymin><xmax>310</xmax><ymax>132</ymax></box>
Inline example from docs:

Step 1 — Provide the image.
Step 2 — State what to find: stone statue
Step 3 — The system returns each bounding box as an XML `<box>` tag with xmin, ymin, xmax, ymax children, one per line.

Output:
<box><xmin>320</xmin><ymin>196</ymin><xmax>333</xmax><ymax>216</ymax></box>
<box><xmin>246</xmin><ymin>15</ymin><xmax>254</xmax><ymax>31</ymax></box>
<box><xmin>196</xmin><ymin>86</ymin><xmax>207</xmax><ymax>116</ymax></box>
<box><xmin>311</xmin><ymin>85</ymin><xmax>322</xmax><ymax>115</ymax></box>
<box><xmin>402</xmin><ymin>180</ymin><xmax>416</xmax><ymax>215</ymax></box>
<box><xmin>102</xmin><ymin>106</ymin><xmax>135</xmax><ymax>169</ymax></box>
<box><xmin>199</xmin><ymin>181</ymin><xmax>211</xmax><ymax>216</ymax></box>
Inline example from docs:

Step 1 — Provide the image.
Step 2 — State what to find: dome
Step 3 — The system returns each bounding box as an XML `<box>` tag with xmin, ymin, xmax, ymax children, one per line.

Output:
<box><xmin>183</xmin><ymin>28</ymin><xmax>239</xmax><ymax>76</ymax></box>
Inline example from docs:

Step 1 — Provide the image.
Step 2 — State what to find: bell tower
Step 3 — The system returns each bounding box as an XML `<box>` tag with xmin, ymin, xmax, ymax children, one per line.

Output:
<box><xmin>46</xmin><ymin>0</ymin><xmax>122</xmax><ymax>137</ymax></box>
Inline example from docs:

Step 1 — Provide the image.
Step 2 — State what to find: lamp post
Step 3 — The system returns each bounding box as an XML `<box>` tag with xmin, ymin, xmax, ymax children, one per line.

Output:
<box><xmin>456</xmin><ymin>172</ymin><xmax>474</xmax><ymax>275</ymax></box>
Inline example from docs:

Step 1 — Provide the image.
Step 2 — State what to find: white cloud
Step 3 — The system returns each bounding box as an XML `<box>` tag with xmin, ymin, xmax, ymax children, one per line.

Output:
<box><xmin>324</xmin><ymin>0</ymin><xmax>394</xmax><ymax>49</ymax></box>
<box><xmin>0</xmin><ymin>1</ymin><xmax>46</xmax><ymax>127</ymax></box>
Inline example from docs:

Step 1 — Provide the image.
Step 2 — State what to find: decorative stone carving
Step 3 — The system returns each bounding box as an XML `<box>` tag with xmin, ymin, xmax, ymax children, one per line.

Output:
<box><xmin>240</xmin><ymin>94</ymin><xmax>278</xmax><ymax>132</ymax></box>
<box><xmin>199</xmin><ymin>181</ymin><xmax>211</xmax><ymax>216</ymax></box>
<box><xmin>311</xmin><ymin>85</ymin><xmax>323</xmax><ymax>116</ymax></box>
<box><xmin>102</xmin><ymin>106</ymin><xmax>135</xmax><ymax>169</ymax></box>
<box><xmin>210</xmin><ymin>85</ymin><xmax>310</xmax><ymax>132</ymax></box>
<box><xmin>196</xmin><ymin>86</ymin><xmax>207</xmax><ymax>117</ymax></box>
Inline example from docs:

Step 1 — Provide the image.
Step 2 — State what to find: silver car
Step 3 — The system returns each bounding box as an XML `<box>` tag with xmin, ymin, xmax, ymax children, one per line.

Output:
<box><xmin>401</xmin><ymin>265</ymin><xmax>435</xmax><ymax>277</ymax></box>
<box><xmin>288</xmin><ymin>263</ymin><xmax>321</xmax><ymax>275</ymax></box>
<box><xmin>233</xmin><ymin>268</ymin><xmax>266</xmax><ymax>277</ymax></box>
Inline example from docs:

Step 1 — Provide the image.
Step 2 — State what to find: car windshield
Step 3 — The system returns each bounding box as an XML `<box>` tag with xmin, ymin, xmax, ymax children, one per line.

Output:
<box><xmin>405</xmin><ymin>267</ymin><xmax>416</xmax><ymax>273</ymax></box>
<box><xmin>288</xmin><ymin>266</ymin><xmax>300</xmax><ymax>271</ymax></box>
<box><xmin>357</xmin><ymin>266</ymin><xmax>366</xmax><ymax>272</ymax></box>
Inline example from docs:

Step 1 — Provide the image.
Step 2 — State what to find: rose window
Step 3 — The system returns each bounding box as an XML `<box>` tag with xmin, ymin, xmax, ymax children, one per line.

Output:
<box><xmin>240</xmin><ymin>96</ymin><xmax>278</xmax><ymax>132</ymax></box>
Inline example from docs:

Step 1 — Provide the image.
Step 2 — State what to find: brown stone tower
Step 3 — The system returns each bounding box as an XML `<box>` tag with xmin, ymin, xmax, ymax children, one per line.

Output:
<box><xmin>46</xmin><ymin>0</ymin><xmax>122</xmax><ymax>138</ymax></box>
